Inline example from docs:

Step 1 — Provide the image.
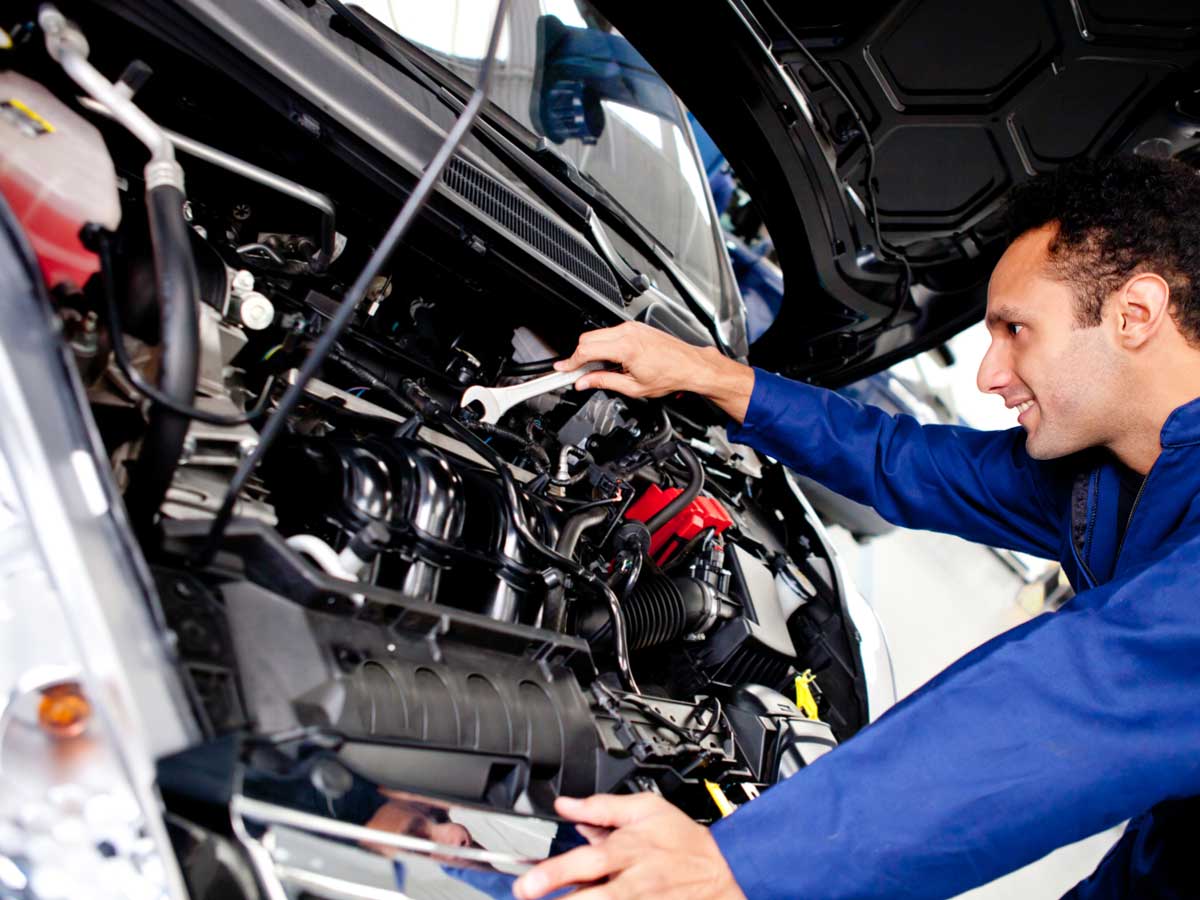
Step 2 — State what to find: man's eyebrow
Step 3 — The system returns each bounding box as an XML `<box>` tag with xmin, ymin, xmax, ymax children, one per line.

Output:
<box><xmin>985</xmin><ymin>304</ymin><xmax>1024</xmax><ymax>328</ymax></box>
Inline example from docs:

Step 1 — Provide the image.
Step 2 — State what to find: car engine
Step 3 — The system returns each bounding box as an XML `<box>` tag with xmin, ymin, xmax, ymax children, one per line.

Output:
<box><xmin>2</xmin><ymin>0</ymin><xmax>870</xmax><ymax>831</ymax></box>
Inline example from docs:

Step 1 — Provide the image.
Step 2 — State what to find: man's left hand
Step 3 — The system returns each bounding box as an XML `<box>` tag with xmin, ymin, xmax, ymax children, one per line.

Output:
<box><xmin>513</xmin><ymin>793</ymin><xmax>746</xmax><ymax>900</ymax></box>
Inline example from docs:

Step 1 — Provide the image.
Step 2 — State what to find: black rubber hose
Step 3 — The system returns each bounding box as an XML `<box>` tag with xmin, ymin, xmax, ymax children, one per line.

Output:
<box><xmin>544</xmin><ymin>504</ymin><xmax>606</xmax><ymax>634</ymax></box>
<box><xmin>123</xmin><ymin>184</ymin><xmax>200</xmax><ymax>531</ymax></box>
<box><xmin>645</xmin><ymin>443</ymin><xmax>704</xmax><ymax>535</ymax></box>
<box><xmin>555</xmin><ymin>506</ymin><xmax>609</xmax><ymax>559</ymax></box>
<box><xmin>473</xmin><ymin>421</ymin><xmax>551</xmax><ymax>473</ymax></box>
<box><xmin>503</xmin><ymin>356</ymin><xmax>562</xmax><ymax>376</ymax></box>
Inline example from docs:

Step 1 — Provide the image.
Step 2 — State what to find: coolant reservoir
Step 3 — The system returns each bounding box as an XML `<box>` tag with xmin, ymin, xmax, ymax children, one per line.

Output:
<box><xmin>0</xmin><ymin>71</ymin><xmax>120</xmax><ymax>290</ymax></box>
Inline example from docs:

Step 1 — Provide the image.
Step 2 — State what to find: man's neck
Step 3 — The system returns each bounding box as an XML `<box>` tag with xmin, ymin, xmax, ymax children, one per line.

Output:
<box><xmin>1108</xmin><ymin>361</ymin><xmax>1200</xmax><ymax>475</ymax></box>
<box><xmin>1108</xmin><ymin>432</ymin><xmax>1161</xmax><ymax>476</ymax></box>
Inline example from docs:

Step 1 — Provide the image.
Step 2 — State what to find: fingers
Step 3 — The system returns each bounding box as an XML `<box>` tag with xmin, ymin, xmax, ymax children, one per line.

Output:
<box><xmin>574</xmin><ymin>371</ymin><xmax>643</xmax><ymax>395</ymax></box>
<box><xmin>554</xmin><ymin>793</ymin><xmax>667</xmax><ymax>828</ymax></box>
<box><xmin>556</xmin><ymin>330</ymin><xmax>629</xmax><ymax>372</ymax></box>
<box><xmin>513</xmin><ymin>843</ymin><xmax>623</xmax><ymax>900</ymax></box>
<box><xmin>512</xmin><ymin>796</ymin><xmax>668</xmax><ymax>898</ymax></box>
<box><xmin>576</xmin><ymin>823</ymin><xmax>610</xmax><ymax>845</ymax></box>
<box><xmin>554</xmin><ymin>883</ymin><xmax>618</xmax><ymax>900</ymax></box>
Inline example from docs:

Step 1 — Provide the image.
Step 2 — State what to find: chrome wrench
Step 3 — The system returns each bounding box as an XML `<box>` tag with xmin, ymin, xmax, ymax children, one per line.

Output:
<box><xmin>460</xmin><ymin>361</ymin><xmax>605</xmax><ymax>424</ymax></box>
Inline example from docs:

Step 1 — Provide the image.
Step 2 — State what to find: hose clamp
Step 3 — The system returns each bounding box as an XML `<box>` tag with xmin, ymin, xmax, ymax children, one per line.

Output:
<box><xmin>144</xmin><ymin>159</ymin><xmax>185</xmax><ymax>193</ymax></box>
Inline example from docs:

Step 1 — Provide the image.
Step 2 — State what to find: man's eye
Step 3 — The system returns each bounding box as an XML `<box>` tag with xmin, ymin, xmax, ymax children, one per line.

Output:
<box><xmin>1007</xmin><ymin>322</ymin><xmax>1024</xmax><ymax>336</ymax></box>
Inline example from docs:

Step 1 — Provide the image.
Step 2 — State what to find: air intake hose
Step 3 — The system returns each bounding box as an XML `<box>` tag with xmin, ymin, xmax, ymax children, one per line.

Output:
<box><xmin>619</xmin><ymin>566</ymin><xmax>724</xmax><ymax>651</ymax></box>
<box><xmin>622</xmin><ymin>566</ymin><xmax>689</xmax><ymax>650</ymax></box>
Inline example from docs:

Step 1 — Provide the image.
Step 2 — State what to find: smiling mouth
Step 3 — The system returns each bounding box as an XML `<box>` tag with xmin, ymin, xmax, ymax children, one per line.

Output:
<box><xmin>1016</xmin><ymin>400</ymin><xmax>1034</xmax><ymax>415</ymax></box>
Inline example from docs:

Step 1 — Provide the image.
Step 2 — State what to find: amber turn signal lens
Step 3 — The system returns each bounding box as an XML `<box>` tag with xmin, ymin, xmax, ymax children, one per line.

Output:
<box><xmin>38</xmin><ymin>682</ymin><xmax>91</xmax><ymax>739</ymax></box>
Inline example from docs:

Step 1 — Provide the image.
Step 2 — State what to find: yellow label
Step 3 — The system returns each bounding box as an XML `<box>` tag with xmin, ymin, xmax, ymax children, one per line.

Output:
<box><xmin>2</xmin><ymin>98</ymin><xmax>55</xmax><ymax>135</ymax></box>
<box><xmin>794</xmin><ymin>670</ymin><xmax>821</xmax><ymax>720</ymax></box>
<box><xmin>704</xmin><ymin>780</ymin><xmax>737</xmax><ymax>817</ymax></box>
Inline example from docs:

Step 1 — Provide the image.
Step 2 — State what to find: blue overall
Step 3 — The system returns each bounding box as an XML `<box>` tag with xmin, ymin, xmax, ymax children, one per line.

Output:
<box><xmin>710</xmin><ymin>369</ymin><xmax>1200</xmax><ymax>899</ymax></box>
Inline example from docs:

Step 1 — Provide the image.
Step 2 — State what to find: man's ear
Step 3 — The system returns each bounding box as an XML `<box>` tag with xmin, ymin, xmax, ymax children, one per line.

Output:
<box><xmin>1113</xmin><ymin>272</ymin><xmax>1171</xmax><ymax>350</ymax></box>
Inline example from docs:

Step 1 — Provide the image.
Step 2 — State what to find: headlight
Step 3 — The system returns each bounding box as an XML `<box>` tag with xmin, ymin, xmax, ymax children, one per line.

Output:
<box><xmin>0</xmin><ymin>205</ymin><xmax>191</xmax><ymax>899</ymax></box>
<box><xmin>0</xmin><ymin>444</ymin><xmax>181</xmax><ymax>900</ymax></box>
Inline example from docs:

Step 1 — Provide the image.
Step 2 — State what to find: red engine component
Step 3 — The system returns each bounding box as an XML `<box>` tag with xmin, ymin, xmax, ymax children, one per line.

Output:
<box><xmin>626</xmin><ymin>484</ymin><xmax>733</xmax><ymax>564</ymax></box>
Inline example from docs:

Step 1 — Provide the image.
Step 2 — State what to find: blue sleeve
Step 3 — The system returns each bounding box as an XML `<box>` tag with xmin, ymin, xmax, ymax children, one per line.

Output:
<box><xmin>727</xmin><ymin>368</ymin><xmax>1065</xmax><ymax>557</ymax></box>
<box><xmin>709</xmin><ymin>535</ymin><xmax>1200</xmax><ymax>899</ymax></box>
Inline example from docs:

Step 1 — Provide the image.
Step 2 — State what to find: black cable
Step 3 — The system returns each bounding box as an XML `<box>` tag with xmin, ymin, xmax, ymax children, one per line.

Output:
<box><xmin>472</xmin><ymin>420</ymin><xmax>552</xmax><ymax>473</ymax></box>
<box><xmin>694</xmin><ymin>696</ymin><xmax>725</xmax><ymax>741</ymax></box>
<box><xmin>597</xmin><ymin>681</ymin><xmax>718</xmax><ymax>746</ymax></box>
<box><xmin>97</xmin><ymin>233</ymin><xmax>279</xmax><ymax>426</ymax></box>
<box><xmin>198</xmin><ymin>0</ymin><xmax>512</xmax><ymax>563</ymax></box>
<box><xmin>556</xmin><ymin>493</ymin><xmax>624</xmax><ymax>515</ymax></box>
<box><xmin>608</xmin><ymin>547</ymin><xmax>643</xmax><ymax>601</ymax></box>
<box><xmin>663</xmin><ymin>525</ymin><xmax>716</xmax><ymax>573</ymax></box>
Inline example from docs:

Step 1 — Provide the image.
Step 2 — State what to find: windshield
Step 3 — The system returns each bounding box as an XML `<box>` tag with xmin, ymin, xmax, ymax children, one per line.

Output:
<box><xmin>348</xmin><ymin>0</ymin><xmax>730</xmax><ymax>325</ymax></box>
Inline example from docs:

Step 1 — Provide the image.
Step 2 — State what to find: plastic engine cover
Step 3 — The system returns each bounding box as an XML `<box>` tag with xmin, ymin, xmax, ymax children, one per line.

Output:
<box><xmin>627</xmin><ymin>484</ymin><xmax>733</xmax><ymax>563</ymax></box>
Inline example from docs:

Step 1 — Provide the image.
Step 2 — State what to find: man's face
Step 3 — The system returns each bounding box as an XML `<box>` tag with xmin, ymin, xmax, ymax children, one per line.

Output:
<box><xmin>977</xmin><ymin>225</ymin><xmax>1123</xmax><ymax>459</ymax></box>
<box><xmin>363</xmin><ymin>796</ymin><xmax>475</xmax><ymax>860</ymax></box>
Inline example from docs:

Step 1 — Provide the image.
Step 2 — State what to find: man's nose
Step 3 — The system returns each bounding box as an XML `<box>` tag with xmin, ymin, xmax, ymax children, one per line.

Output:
<box><xmin>976</xmin><ymin>340</ymin><xmax>1012</xmax><ymax>395</ymax></box>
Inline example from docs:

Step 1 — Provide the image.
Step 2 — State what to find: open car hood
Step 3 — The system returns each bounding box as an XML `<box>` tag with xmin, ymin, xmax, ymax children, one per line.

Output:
<box><xmin>595</xmin><ymin>0</ymin><xmax>1200</xmax><ymax>385</ymax></box>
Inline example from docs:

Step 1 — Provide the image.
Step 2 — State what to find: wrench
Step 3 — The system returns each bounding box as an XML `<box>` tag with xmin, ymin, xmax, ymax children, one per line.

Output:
<box><xmin>460</xmin><ymin>361</ymin><xmax>605</xmax><ymax>424</ymax></box>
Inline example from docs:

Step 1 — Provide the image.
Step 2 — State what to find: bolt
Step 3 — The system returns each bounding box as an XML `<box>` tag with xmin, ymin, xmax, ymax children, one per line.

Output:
<box><xmin>238</xmin><ymin>291</ymin><xmax>275</xmax><ymax>331</ymax></box>
<box><xmin>231</xmin><ymin>269</ymin><xmax>255</xmax><ymax>295</ymax></box>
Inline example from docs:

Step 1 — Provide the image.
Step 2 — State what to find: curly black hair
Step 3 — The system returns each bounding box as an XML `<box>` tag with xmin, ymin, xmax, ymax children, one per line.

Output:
<box><xmin>1005</xmin><ymin>154</ymin><xmax>1200</xmax><ymax>342</ymax></box>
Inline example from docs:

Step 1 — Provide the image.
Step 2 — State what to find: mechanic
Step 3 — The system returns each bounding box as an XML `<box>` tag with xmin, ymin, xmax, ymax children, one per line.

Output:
<box><xmin>512</xmin><ymin>154</ymin><xmax>1200</xmax><ymax>899</ymax></box>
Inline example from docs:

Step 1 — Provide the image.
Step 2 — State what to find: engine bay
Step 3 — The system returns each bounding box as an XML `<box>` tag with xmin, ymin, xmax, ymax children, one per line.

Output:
<box><xmin>3</xmin><ymin>0</ymin><xmax>869</xmax><ymax>834</ymax></box>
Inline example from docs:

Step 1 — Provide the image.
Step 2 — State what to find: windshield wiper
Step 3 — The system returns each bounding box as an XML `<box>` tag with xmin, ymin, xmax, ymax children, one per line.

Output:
<box><xmin>321</xmin><ymin>0</ymin><xmax>731</xmax><ymax>354</ymax></box>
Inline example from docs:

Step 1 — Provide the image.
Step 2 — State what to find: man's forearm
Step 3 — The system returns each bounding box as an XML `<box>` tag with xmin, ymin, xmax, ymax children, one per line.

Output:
<box><xmin>696</xmin><ymin>349</ymin><xmax>755</xmax><ymax>423</ymax></box>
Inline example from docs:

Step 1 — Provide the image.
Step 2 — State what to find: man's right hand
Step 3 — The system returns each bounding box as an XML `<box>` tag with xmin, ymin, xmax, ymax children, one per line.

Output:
<box><xmin>555</xmin><ymin>322</ymin><xmax>755</xmax><ymax>423</ymax></box>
